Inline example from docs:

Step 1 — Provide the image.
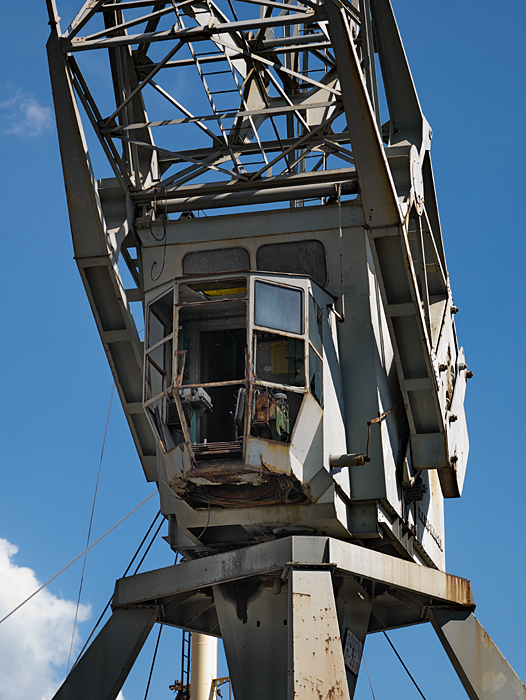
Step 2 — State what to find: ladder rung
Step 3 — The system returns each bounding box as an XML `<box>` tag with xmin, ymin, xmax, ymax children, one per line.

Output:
<box><xmin>202</xmin><ymin>70</ymin><xmax>232</xmax><ymax>76</ymax></box>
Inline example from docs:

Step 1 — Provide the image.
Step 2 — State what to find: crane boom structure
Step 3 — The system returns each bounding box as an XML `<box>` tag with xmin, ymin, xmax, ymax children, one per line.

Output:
<box><xmin>45</xmin><ymin>1</ymin><xmax>523</xmax><ymax>699</ymax></box>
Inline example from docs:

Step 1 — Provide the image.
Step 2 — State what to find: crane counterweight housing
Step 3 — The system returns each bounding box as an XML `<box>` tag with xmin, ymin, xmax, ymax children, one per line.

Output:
<box><xmin>44</xmin><ymin>1</ymin><xmax>508</xmax><ymax>699</ymax></box>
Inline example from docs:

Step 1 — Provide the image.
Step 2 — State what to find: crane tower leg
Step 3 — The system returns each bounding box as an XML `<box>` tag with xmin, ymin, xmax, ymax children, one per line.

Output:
<box><xmin>52</xmin><ymin>607</ymin><xmax>158</xmax><ymax>700</ymax></box>
<box><xmin>429</xmin><ymin>609</ymin><xmax>526</xmax><ymax>700</ymax></box>
<box><xmin>213</xmin><ymin>567</ymin><xmax>370</xmax><ymax>700</ymax></box>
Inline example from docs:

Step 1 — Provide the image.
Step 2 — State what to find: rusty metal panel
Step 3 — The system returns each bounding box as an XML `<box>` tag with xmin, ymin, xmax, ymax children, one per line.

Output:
<box><xmin>328</xmin><ymin>538</ymin><xmax>473</xmax><ymax>607</ymax></box>
<box><xmin>289</xmin><ymin>569</ymin><xmax>351</xmax><ymax>700</ymax></box>
<box><xmin>245</xmin><ymin>436</ymin><xmax>290</xmax><ymax>474</ymax></box>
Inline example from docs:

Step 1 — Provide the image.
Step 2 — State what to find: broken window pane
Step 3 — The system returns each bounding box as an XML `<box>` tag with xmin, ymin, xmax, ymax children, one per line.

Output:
<box><xmin>178</xmin><ymin>301</ymin><xmax>247</xmax><ymax>384</ymax></box>
<box><xmin>200</xmin><ymin>328</ymin><xmax>246</xmax><ymax>383</ymax></box>
<box><xmin>309</xmin><ymin>345</ymin><xmax>323</xmax><ymax>407</ymax></box>
<box><xmin>180</xmin><ymin>278</ymin><xmax>247</xmax><ymax>303</ymax></box>
<box><xmin>148</xmin><ymin>290</ymin><xmax>173</xmax><ymax>348</ymax></box>
<box><xmin>145</xmin><ymin>339</ymin><xmax>172</xmax><ymax>399</ymax></box>
<box><xmin>254</xmin><ymin>281</ymin><xmax>303</xmax><ymax>335</ymax></box>
<box><xmin>309</xmin><ymin>294</ymin><xmax>323</xmax><ymax>355</ymax></box>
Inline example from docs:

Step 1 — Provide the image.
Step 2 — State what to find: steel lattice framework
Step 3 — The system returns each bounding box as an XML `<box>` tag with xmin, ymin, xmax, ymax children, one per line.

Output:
<box><xmin>50</xmin><ymin>0</ymin><xmax>365</xmax><ymax>205</ymax></box>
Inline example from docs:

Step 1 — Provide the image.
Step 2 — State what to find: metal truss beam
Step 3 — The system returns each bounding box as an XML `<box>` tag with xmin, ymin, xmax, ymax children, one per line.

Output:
<box><xmin>49</xmin><ymin>0</ymin><xmax>468</xmax><ymax>503</ymax></box>
<box><xmin>47</xmin><ymin>28</ymin><xmax>157</xmax><ymax>481</ymax></box>
<box><xmin>113</xmin><ymin>536</ymin><xmax>473</xmax><ymax>607</ymax></box>
<box><xmin>323</xmin><ymin>0</ymin><xmax>400</xmax><ymax>227</ymax></box>
<box><xmin>63</xmin><ymin>11</ymin><xmax>326</xmax><ymax>52</ymax></box>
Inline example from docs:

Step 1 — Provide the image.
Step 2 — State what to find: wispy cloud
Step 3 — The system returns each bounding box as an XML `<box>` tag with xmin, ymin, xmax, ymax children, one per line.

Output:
<box><xmin>0</xmin><ymin>537</ymin><xmax>91</xmax><ymax>700</ymax></box>
<box><xmin>0</xmin><ymin>84</ymin><xmax>53</xmax><ymax>137</ymax></box>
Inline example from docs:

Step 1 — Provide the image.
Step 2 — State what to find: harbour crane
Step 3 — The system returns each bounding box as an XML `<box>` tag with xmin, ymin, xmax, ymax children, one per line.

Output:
<box><xmin>45</xmin><ymin>0</ymin><xmax>525</xmax><ymax>697</ymax></box>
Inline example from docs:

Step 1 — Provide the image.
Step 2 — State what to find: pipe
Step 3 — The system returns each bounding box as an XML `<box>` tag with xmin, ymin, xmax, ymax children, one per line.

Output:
<box><xmin>153</xmin><ymin>179</ymin><xmax>358</xmax><ymax>214</ymax></box>
<box><xmin>329</xmin><ymin>453</ymin><xmax>368</xmax><ymax>468</ymax></box>
<box><xmin>190</xmin><ymin>633</ymin><xmax>218</xmax><ymax>700</ymax></box>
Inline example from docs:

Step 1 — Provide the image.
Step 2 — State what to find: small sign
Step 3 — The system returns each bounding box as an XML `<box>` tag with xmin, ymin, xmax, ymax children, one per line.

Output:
<box><xmin>343</xmin><ymin>628</ymin><xmax>363</xmax><ymax>676</ymax></box>
<box><xmin>271</xmin><ymin>341</ymin><xmax>289</xmax><ymax>374</ymax></box>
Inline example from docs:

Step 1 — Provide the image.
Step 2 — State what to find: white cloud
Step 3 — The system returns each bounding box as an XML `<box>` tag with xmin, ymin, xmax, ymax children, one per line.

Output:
<box><xmin>0</xmin><ymin>537</ymin><xmax>91</xmax><ymax>700</ymax></box>
<box><xmin>0</xmin><ymin>85</ymin><xmax>53</xmax><ymax>137</ymax></box>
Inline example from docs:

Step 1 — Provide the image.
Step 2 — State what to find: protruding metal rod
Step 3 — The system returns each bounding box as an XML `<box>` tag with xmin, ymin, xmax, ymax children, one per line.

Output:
<box><xmin>330</xmin><ymin>453</ymin><xmax>366</xmax><ymax>468</ymax></box>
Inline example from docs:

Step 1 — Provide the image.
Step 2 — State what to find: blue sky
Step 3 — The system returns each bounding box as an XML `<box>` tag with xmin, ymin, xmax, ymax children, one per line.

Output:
<box><xmin>1</xmin><ymin>2</ymin><xmax>525</xmax><ymax>699</ymax></box>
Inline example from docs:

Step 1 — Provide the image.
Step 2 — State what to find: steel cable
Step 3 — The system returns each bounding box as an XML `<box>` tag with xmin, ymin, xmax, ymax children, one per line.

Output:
<box><xmin>362</xmin><ymin>653</ymin><xmax>377</xmax><ymax>700</ymax></box>
<box><xmin>133</xmin><ymin>517</ymin><xmax>165</xmax><ymax>574</ymax></box>
<box><xmin>0</xmin><ymin>491</ymin><xmax>158</xmax><ymax>627</ymax></box>
<box><xmin>383</xmin><ymin>631</ymin><xmax>428</xmax><ymax>700</ymax></box>
<box><xmin>70</xmin><ymin>510</ymin><xmax>162</xmax><ymax>672</ymax></box>
<box><xmin>66</xmin><ymin>384</ymin><xmax>115</xmax><ymax>673</ymax></box>
<box><xmin>143</xmin><ymin>625</ymin><xmax>163</xmax><ymax>700</ymax></box>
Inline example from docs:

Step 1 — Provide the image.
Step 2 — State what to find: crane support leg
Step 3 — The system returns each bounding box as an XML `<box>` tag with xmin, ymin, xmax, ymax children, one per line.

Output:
<box><xmin>53</xmin><ymin>607</ymin><xmax>158</xmax><ymax>700</ymax></box>
<box><xmin>288</xmin><ymin>569</ymin><xmax>352</xmax><ymax>700</ymax></box>
<box><xmin>214</xmin><ymin>568</ymin><xmax>357</xmax><ymax>700</ymax></box>
<box><xmin>429</xmin><ymin>609</ymin><xmax>526</xmax><ymax>700</ymax></box>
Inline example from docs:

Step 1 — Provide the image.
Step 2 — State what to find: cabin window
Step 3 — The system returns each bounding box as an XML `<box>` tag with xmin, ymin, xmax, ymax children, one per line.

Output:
<box><xmin>183</xmin><ymin>247</ymin><xmax>250</xmax><ymax>275</ymax></box>
<box><xmin>144</xmin><ymin>289</ymin><xmax>175</xmax><ymax>450</ymax></box>
<box><xmin>143</xmin><ymin>274</ymin><xmax>324</xmax><ymax>452</ymax></box>
<box><xmin>256</xmin><ymin>240</ymin><xmax>327</xmax><ymax>286</ymax></box>
<box><xmin>253</xmin><ymin>331</ymin><xmax>305</xmax><ymax>388</ymax></box>
<box><xmin>145</xmin><ymin>290</ymin><xmax>174</xmax><ymax>402</ymax></box>
<box><xmin>254</xmin><ymin>281</ymin><xmax>303</xmax><ymax>335</ymax></box>
<box><xmin>308</xmin><ymin>295</ymin><xmax>323</xmax><ymax>406</ymax></box>
<box><xmin>175</xmin><ymin>279</ymin><xmax>248</xmax><ymax>446</ymax></box>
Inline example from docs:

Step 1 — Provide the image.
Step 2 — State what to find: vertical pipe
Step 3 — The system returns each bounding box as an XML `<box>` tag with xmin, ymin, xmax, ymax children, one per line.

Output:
<box><xmin>190</xmin><ymin>633</ymin><xmax>217</xmax><ymax>700</ymax></box>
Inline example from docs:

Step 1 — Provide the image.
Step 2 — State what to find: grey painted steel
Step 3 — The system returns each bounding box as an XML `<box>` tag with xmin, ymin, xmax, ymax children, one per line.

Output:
<box><xmin>47</xmin><ymin>0</ymin><xmax>469</xmax><ymax>498</ymax></box>
<box><xmin>151</xmin><ymin>178</ymin><xmax>358</xmax><ymax>213</ymax></box>
<box><xmin>429</xmin><ymin>610</ymin><xmax>526</xmax><ymax>700</ymax></box>
<box><xmin>42</xmin><ymin>1</ymin><xmax>499</xmax><ymax>697</ymax></box>
<box><xmin>323</xmin><ymin>0</ymin><xmax>456</xmax><ymax>488</ymax></box>
<box><xmin>324</xmin><ymin>0</ymin><xmax>401</xmax><ymax>229</ymax></box>
<box><xmin>369</xmin><ymin>0</ymin><xmax>424</xmax><ymax>145</ymax></box>
<box><xmin>213</xmin><ymin>582</ymin><xmax>290</xmax><ymax>700</ymax></box>
<box><xmin>113</xmin><ymin>537</ymin><xmax>473</xmax><ymax>609</ymax></box>
<box><xmin>50</xmin><ymin>535</ymin><xmax>523</xmax><ymax>700</ymax></box>
<box><xmin>142</xmin><ymin>167</ymin><xmax>358</xmax><ymax>207</ymax></box>
<box><xmin>53</xmin><ymin>607</ymin><xmax>158</xmax><ymax>700</ymax></box>
<box><xmin>334</xmin><ymin>575</ymin><xmax>373</xmax><ymax>697</ymax></box>
<box><xmin>46</xmin><ymin>28</ymin><xmax>157</xmax><ymax>481</ymax></box>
